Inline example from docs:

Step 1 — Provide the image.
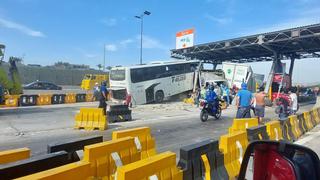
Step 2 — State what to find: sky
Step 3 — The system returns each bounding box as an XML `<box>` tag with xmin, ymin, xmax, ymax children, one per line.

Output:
<box><xmin>0</xmin><ymin>0</ymin><xmax>319</xmax><ymax>83</ymax></box>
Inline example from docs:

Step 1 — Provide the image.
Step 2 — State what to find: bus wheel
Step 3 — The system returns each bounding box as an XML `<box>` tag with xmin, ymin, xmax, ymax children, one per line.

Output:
<box><xmin>155</xmin><ymin>91</ymin><xmax>164</xmax><ymax>103</ymax></box>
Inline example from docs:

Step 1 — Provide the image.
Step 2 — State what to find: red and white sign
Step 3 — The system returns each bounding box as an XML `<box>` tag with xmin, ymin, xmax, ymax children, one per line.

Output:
<box><xmin>176</xmin><ymin>29</ymin><xmax>194</xmax><ymax>49</ymax></box>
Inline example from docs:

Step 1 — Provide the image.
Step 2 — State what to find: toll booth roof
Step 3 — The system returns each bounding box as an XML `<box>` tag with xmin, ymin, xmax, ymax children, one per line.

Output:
<box><xmin>171</xmin><ymin>23</ymin><xmax>320</xmax><ymax>63</ymax></box>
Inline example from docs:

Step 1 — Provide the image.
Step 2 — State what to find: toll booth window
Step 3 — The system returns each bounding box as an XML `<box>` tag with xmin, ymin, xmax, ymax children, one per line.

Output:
<box><xmin>110</xmin><ymin>69</ymin><xmax>125</xmax><ymax>81</ymax></box>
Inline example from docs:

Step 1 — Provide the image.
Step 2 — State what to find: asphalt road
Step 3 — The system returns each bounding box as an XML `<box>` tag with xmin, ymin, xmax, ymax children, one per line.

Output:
<box><xmin>0</xmin><ymin>101</ymin><xmax>317</xmax><ymax>159</ymax></box>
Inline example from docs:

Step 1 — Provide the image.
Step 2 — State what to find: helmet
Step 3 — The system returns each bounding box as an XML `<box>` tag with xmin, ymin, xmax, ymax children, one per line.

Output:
<box><xmin>101</xmin><ymin>81</ymin><xmax>107</xmax><ymax>86</ymax></box>
<box><xmin>241</xmin><ymin>82</ymin><xmax>247</xmax><ymax>90</ymax></box>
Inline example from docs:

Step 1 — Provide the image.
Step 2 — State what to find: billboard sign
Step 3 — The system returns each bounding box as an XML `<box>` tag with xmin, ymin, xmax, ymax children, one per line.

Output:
<box><xmin>176</xmin><ymin>29</ymin><xmax>194</xmax><ymax>49</ymax></box>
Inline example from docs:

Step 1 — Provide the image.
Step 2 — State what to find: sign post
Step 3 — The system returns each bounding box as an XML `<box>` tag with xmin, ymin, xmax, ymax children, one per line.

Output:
<box><xmin>176</xmin><ymin>29</ymin><xmax>194</xmax><ymax>49</ymax></box>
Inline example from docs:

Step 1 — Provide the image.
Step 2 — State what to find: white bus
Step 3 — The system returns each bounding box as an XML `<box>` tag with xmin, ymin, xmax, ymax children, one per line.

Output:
<box><xmin>109</xmin><ymin>60</ymin><xmax>199</xmax><ymax>105</ymax></box>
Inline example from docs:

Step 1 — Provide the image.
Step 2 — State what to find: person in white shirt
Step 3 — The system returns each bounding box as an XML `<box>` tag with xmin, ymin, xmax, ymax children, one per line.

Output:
<box><xmin>92</xmin><ymin>82</ymin><xmax>100</xmax><ymax>101</ymax></box>
<box><xmin>289</xmin><ymin>89</ymin><xmax>298</xmax><ymax>114</ymax></box>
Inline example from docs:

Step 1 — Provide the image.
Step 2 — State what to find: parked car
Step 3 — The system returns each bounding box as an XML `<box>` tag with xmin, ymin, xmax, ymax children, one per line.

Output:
<box><xmin>23</xmin><ymin>81</ymin><xmax>62</xmax><ymax>90</ymax></box>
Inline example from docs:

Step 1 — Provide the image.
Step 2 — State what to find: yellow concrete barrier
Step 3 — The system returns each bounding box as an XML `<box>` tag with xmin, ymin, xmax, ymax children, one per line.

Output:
<box><xmin>0</xmin><ymin>95</ymin><xmax>19</xmax><ymax>108</ymax></box>
<box><xmin>17</xmin><ymin>161</ymin><xmax>92</xmax><ymax>180</ymax></box>
<box><xmin>297</xmin><ymin>114</ymin><xmax>308</xmax><ymax>134</ymax></box>
<box><xmin>74</xmin><ymin>108</ymin><xmax>107</xmax><ymax>130</ymax></box>
<box><xmin>65</xmin><ymin>93</ymin><xmax>76</xmax><ymax>103</ymax></box>
<box><xmin>228</xmin><ymin>118</ymin><xmax>258</xmax><ymax>134</ymax></box>
<box><xmin>303</xmin><ymin>111</ymin><xmax>315</xmax><ymax>130</ymax></box>
<box><xmin>0</xmin><ymin>147</ymin><xmax>30</xmax><ymax>164</ymax></box>
<box><xmin>288</xmin><ymin>115</ymin><xmax>303</xmax><ymax>139</ymax></box>
<box><xmin>265</xmin><ymin>120</ymin><xmax>283</xmax><ymax>141</ymax></box>
<box><xmin>36</xmin><ymin>94</ymin><xmax>52</xmax><ymax>105</ymax></box>
<box><xmin>219</xmin><ymin>131</ymin><xmax>248</xmax><ymax>179</ymax></box>
<box><xmin>82</xmin><ymin>137</ymin><xmax>140</xmax><ymax>179</ymax></box>
<box><xmin>85</xmin><ymin>93</ymin><xmax>94</xmax><ymax>102</ymax></box>
<box><xmin>116</xmin><ymin>151</ymin><xmax>182</xmax><ymax>180</ymax></box>
<box><xmin>183</xmin><ymin>97</ymin><xmax>194</xmax><ymax>104</ymax></box>
<box><xmin>312</xmin><ymin>108</ymin><xmax>320</xmax><ymax>124</ymax></box>
<box><xmin>201</xmin><ymin>154</ymin><xmax>211</xmax><ymax>180</ymax></box>
<box><xmin>112</xmin><ymin>127</ymin><xmax>157</xmax><ymax>159</ymax></box>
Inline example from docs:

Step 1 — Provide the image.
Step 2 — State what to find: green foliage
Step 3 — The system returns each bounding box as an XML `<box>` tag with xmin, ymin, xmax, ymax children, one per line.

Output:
<box><xmin>8</xmin><ymin>57</ymin><xmax>23</xmax><ymax>94</ymax></box>
<box><xmin>0</xmin><ymin>68</ymin><xmax>13</xmax><ymax>90</ymax></box>
<box><xmin>97</xmin><ymin>64</ymin><xmax>102</xmax><ymax>70</ymax></box>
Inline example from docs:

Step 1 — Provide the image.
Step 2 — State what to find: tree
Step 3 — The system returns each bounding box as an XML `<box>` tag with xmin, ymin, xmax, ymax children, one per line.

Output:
<box><xmin>106</xmin><ymin>66</ymin><xmax>112</xmax><ymax>71</ymax></box>
<box><xmin>9</xmin><ymin>57</ymin><xmax>23</xmax><ymax>64</ymax></box>
<box><xmin>97</xmin><ymin>64</ymin><xmax>102</xmax><ymax>70</ymax></box>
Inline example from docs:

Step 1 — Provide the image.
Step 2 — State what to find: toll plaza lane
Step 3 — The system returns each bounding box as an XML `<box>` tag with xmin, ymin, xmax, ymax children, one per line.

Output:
<box><xmin>0</xmin><ymin>101</ymin><xmax>317</xmax><ymax>159</ymax></box>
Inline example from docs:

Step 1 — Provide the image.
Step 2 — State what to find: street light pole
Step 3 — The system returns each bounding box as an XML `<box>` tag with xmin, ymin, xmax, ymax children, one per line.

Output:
<box><xmin>140</xmin><ymin>17</ymin><xmax>143</xmax><ymax>65</ymax></box>
<box><xmin>135</xmin><ymin>11</ymin><xmax>151</xmax><ymax>65</ymax></box>
<box><xmin>103</xmin><ymin>43</ymin><xmax>106</xmax><ymax>72</ymax></box>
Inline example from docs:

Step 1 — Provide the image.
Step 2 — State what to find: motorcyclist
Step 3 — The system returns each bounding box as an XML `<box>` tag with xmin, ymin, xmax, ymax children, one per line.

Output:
<box><xmin>205</xmin><ymin>84</ymin><xmax>218</xmax><ymax>112</ymax></box>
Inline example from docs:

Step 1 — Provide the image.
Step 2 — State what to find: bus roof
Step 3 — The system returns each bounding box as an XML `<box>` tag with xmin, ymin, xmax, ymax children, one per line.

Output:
<box><xmin>111</xmin><ymin>60</ymin><xmax>200</xmax><ymax>70</ymax></box>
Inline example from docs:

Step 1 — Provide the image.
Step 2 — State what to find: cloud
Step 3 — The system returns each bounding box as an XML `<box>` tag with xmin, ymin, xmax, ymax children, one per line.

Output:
<box><xmin>105</xmin><ymin>44</ymin><xmax>117</xmax><ymax>51</ymax></box>
<box><xmin>0</xmin><ymin>17</ymin><xmax>45</xmax><ymax>37</ymax></box>
<box><xmin>84</xmin><ymin>53</ymin><xmax>98</xmax><ymax>58</ymax></box>
<box><xmin>119</xmin><ymin>38</ymin><xmax>134</xmax><ymax>47</ymax></box>
<box><xmin>136</xmin><ymin>35</ymin><xmax>168</xmax><ymax>50</ymax></box>
<box><xmin>239</xmin><ymin>17</ymin><xmax>320</xmax><ymax>36</ymax></box>
<box><xmin>204</xmin><ymin>14</ymin><xmax>232</xmax><ymax>25</ymax></box>
<box><xmin>237</xmin><ymin>5</ymin><xmax>320</xmax><ymax>36</ymax></box>
<box><xmin>101</xmin><ymin>18</ymin><xmax>117</xmax><ymax>27</ymax></box>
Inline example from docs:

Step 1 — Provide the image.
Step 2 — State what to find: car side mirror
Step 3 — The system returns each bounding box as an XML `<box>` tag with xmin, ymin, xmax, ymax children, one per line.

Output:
<box><xmin>238</xmin><ymin>140</ymin><xmax>320</xmax><ymax>180</ymax></box>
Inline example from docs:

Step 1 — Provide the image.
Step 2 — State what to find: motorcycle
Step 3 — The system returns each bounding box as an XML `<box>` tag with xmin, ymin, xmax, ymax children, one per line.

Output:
<box><xmin>274</xmin><ymin>97</ymin><xmax>297</xmax><ymax>119</ymax></box>
<box><xmin>200</xmin><ymin>99</ymin><xmax>222</xmax><ymax>122</ymax></box>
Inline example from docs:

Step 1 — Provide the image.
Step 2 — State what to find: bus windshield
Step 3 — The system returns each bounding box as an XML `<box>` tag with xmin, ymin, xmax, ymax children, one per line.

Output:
<box><xmin>110</xmin><ymin>69</ymin><xmax>125</xmax><ymax>81</ymax></box>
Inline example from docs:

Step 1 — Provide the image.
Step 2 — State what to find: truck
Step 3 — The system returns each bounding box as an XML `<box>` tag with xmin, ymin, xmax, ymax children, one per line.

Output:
<box><xmin>222</xmin><ymin>62</ymin><xmax>256</xmax><ymax>92</ymax></box>
<box><xmin>80</xmin><ymin>74</ymin><xmax>108</xmax><ymax>90</ymax></box>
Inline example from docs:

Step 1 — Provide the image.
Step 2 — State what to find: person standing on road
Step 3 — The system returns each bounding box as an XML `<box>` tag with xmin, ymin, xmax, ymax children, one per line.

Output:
<box><xmin>99</xmin><ymin>81</ymin><xmax>108</xmax><ymax>115</ymax></box>
<box><xmin>289</xmin><ymin>89</ymin><xmax>298</xmax><ymax>114</ymax></box>
<box><xmin>255</xmin><ymin>87</ymin><xmax>266</xmax><ymax>124</ymax></box>
<box><xmin>214</xmin><ymin>83</ymin><xmax>222</xmax><ymax>98</ymax></box>
<box><xmin>236</xmin><ymin>83</ymin><xmax>254</xmax><ymax>118</ymax></box>
<box><xmin>92</xmin><ymin>82</ymin><xmax>100</xmax><ymax>101</ymax></box>
<box><xmin>222</xmin><ymin>84</ymin><xmax>230</xmax><ymax>107</ymax></box>
<box><xmin>194</xmin><ymin>87</ymin><xmax>201</xmax><ymax>107</ymax></box>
